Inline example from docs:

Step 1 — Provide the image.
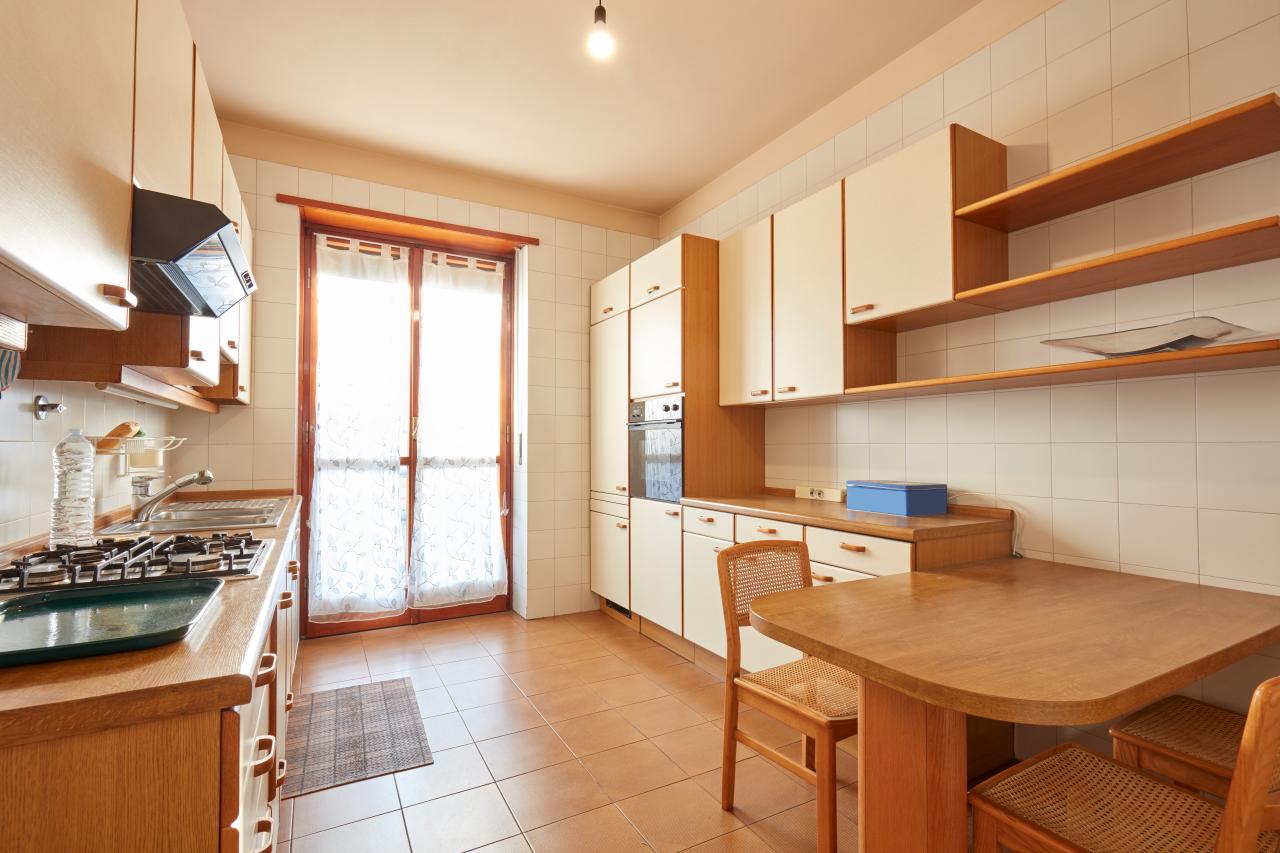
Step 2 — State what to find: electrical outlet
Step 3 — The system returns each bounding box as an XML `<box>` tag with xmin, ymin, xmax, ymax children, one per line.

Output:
<box><xmin>795</xmin><ymin>486</ymin><xmax>845</xmax><ymax>502</ymax></box>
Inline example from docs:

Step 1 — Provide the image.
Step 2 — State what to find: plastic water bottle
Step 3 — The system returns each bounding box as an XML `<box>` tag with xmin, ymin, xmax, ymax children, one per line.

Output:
<box><xmin>49</xmin><ymin>428</ymin><xmax>95</xmax><ymax>548</ymax></box>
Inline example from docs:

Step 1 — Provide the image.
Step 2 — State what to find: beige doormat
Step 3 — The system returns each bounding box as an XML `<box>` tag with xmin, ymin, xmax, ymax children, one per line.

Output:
<box><xmin>282</xmin><ymin>677</ymin><xmax>432</xmax><ymax>799</ymax></box>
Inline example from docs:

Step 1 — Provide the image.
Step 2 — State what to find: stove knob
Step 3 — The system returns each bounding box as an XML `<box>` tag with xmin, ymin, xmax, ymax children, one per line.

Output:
<box><xmin>662</xmin><ymin>404</ymin><xmax>671</xmax><ymax>412</ymax></box>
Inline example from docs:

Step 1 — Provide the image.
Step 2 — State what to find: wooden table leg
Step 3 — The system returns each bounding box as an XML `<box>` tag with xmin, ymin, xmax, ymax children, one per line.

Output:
<box><xmin>858</xmin><ymin>678</ymin><xmax>968</xmax><ymax>853</ymax></box>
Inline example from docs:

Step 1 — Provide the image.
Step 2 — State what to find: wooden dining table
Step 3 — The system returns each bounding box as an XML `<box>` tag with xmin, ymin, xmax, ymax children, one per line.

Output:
<box><xmin>750</xmin><ymin>557</ymin><xmax>1280</xmax><ymax>853</ymax></box>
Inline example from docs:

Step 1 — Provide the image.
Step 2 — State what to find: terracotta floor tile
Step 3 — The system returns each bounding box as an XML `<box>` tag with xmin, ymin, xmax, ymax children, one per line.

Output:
<box><xmin>477</xmin><ymin>631</ymin><xmax>547</xmax><ymax>655</ymax></box>
<box><xmin>776</xmin><ymin>739</ymin><xmax>858</xmax><ymax>786</ymax></box>
<box><xmin>376</xmin><ymin>665</ymin><xmax>442</xmax><ymax>692</ymax></box>
<box><xmin>302</xmin><ymin>676</ymin><xmax>371</xmax><ymax>694</ymax></box>
<box><xmin>615</xmin><ymin>695</ymin><xmax>706</xmax><ymax>738</ymax></box>
<box><xmin>300</xmin><ymin>658</ymin><xmax>370</xmax><ymax>688</ymax></box>
<box><xmin>494</xmin><ymin>647</ymin><xmax>564</xmax><ymax>674</ymax></box>
<box><xmin>620</xmin><ymin>645</ymin><xmax>687</xmax><ymax>672</ymax></box>
<box><xmin>747</xmin><ymin>800</ymin><xmax>858</xmax><ymax>853</ymax></box>
<box><xmin>616</xmin><ymin>778</ymin><xmax>744</xmax><ymax>853</ymax></box>
<box><xmin>648</xmin><ymin>661</ymin><xmax>721</xmax><ymax>693</ymax></box>
<box><xmin>551</xmin><ymin>709</ymin><xmax>646</xmax><ymax>756</ymax></box>
<box><xmin>675</xmin><ymin>684</ymin><xmax>735</xmax><ymax>720</ymax></box>
<box><xmin>527</xmin><ymin>626</ymin><xmax>588</xmax><ymax>647</ymax></box>
<box><xmin>593</xmin><ymin>673</ymin><xmax>668</xmax><ymax>707</ymax></box>
<box><xmin>445</xmin><ymin>675</ymin><xmax>523</xmax><ymax>710</ymax></box>
<box><xmin>427</xmin><ymin>641</ymin><xmax>491</xmax><ymax>665</ymax></box>
<box><xmin>727</xmin><ymin>708</ymin><xmax>803</xmax><ymax>749</ymax></box>
<box><xmin>460</xmin><ymin>697</ymin><xmax>547</xmax><ymax>741</ymax></box>
<box><xmin>508</xmin><ymin>664</ymin><xmax>587</xmax><ymax>696</ymax></box>
<box><xmin>289</xmin><ymin>810</ymin><xmax>409</xmax><ymax>853</ymax></box>
<box><xmin>496</xmin><ymin>760</ymin><xmax>610</xmax><ymax>831</ymax></box>
<box><xmin>476</xmin><ymin>726</ymin><xmax>575</xmax><ymax>781</ymax></box>
<box><xmin>435</xmin><ymin>656</ymin><xmax>506</xmax><ymax>685</ymax></box>
<box><xmin>415</xmin><ymin>686</ymin><xmax>457</xmax><ymax>718</ymax></box>
<box><xmin>394</xmin><ymin>743</ymin><xmax>493</xmax><ymax>807</ymax></box>
<box><xmin>561</xmin><ymin>654</ymin><xmax>638</xmax><ymax>683</ymax></box>
<box><xmin>692</xmin><ymin>755</ymin><xmax>815</xmax><ymax>824</ymax></box>
<box><xmin>291</xmin><ymin>776</ymin><xmax>400</xmax><ymax>838</ymax></box>
<box><xmin>547</xmin><ymin>638</ymin><xmax>613</xmax><ymax>663</ymax></box>
<box><xmin>299</xmin><ymin>644</ymin><xmax>366</xmax><ymax>668</ymax></box>
<box><xmin>279</xmin><ymin>797</ymin><xmax>293</xmax><ymax>841</ymax></box>
<box><xmin>365</xmin><ymin>648</ymin><xmax>434</xmax><ymax>676</ymax></box>
<box><xmin>599</xmin><ymin>632</ymin><xmax>658</xmax><ymax>654</ymax></box>
<box><xmin>650</xmin><ymin>722</ymin><xmax>754</xmax><ymax>776</ymax></box>
<box><xmin>527</xmin><ymin>685</ymin><xmax>611</xmax><ymax>723</ymax></box>
<box><xmin>421</xmin><ymin>712</ymin><xmax>473</xmax><ymax>750</ymax></box>
<box><xmin>836</xmin><ymin>783</ymin><xmax>857</xmax><ymax>820</ymax></box>
<box><xmin>472</xmin><ymin>837</ymin><xmax>532</xmax><ymax>852</ymax></box>
<box><xmin>578</xmin><ymin>739</ymin><xmax>687</xmax><ymax>800</ymax></box>
<box><xmin>682</xmin><ymin>827</ymin><xmax>775</xmax><ymax>852</ymax></box>
<box><xmin>524</xmin><ymin>804</ymin><xmax>651</xmax><ymax>852</ymax></box>
<box><xmin>402</xmin><ymin>784</ymin><xmax>520</xmax><ymax>853</ymax></box>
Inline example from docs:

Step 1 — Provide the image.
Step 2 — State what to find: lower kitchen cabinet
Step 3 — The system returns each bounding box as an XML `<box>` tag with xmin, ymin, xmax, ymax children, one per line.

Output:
<box><xmin>629</xmin><ymin>498</ymin><xmax>683</xmax><ymax>634</ymax></box>
<box><xmin>682</xmin><ymin>532</ymin><xmax>728</xmax><ymax>657</ymax></box>
<box><xmin>590</xmin><ymin>507</ymin><xmax>631</xmax><ymax>608</ymax></box>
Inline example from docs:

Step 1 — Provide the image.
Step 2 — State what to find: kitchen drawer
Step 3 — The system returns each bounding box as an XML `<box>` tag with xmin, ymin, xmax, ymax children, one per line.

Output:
<box><xmin>590</xmin><ymin>266</ymin><xmax>629</xmax><ymax>324</ymax></box>
<box><xmin>630</xmin><ymin>237</ymin><xmax>682</xmax><ymax>308</ymax></box>
<box><xmin>683</xmin><ymin>508</ymin><xmax>733</xmax><ymax>540</ymax></box>
<box><xmin>808</xmin><ymin>561</ymin><xmax>876</xmax><ymax>586</ymax></box>
<box><xmin>238</xmin><ymin>771</ymin><xmax>271</xmax><ymax>853</ymax></box>
<box><xmin>805</xmin><ymin>526</ymin><xmax>911</xmax><ymax>576</ymax></box>
<box><xmin>590</xmin><ymin>496</ymin><xmax>629</xmax><ymax>518</ymax></box>
<box><xmin>735</xmin><ymin>515</ymin><xmax>804</xmax><ymax>544</ymax></box>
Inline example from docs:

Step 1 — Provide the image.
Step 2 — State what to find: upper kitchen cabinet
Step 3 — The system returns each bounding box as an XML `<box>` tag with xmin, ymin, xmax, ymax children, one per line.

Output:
<box><xmin>133</xmin><ymin>0</ymin><xmax>195</xmax><ymax>199</ymax></box>
<box><xmin>192</xmin><ymin>59</ymin><xmax>224</xmax><ymax>207</ymax></box>
<box><xmin>773</xmin><ymin>182</ymin><xmax>845</xmax><ymax>400</ymax></box>
<box><xmin>719</xmin><ymin>217</ymin><xmax>773</xmax><ymax>405</ymax></box>
<box><xmin>591</xmin><ymin>266</ymin><xmax>629</xmax><ymax>325</ymax></box>
<box><xmin>220</xmin><ymin>151</ymin><xmax>244</xmax><ymax>364</ymax></box>
<box><xmin>630</xmin><ymin>290</ymin><xmax>683</xmax><ymax>400</ymax></box>
<box><xmin>629</xmin><ymin>237</ymin><xmax>682</xmax><ymax>308</ymax></box>
<box><xmin>590</xmin><ymin>312</ymin><xmax>629</xmax><ymax>497</ymax></box>
<box><xmin>0</xmin><ymin>0</ymin><xmax>135</xmax><ymax>331</ymax></box>
<box><xmin>844</xmin><ymin>125</ymin><xmax>1006</xmax><ymax>328</ymax></box>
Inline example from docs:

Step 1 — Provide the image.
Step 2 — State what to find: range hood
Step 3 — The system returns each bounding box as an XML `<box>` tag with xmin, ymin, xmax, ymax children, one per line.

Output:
<box><xmin>129</xmin><ymin>188</ymin><xmax>257</xmax><ymax>318</ymax></box>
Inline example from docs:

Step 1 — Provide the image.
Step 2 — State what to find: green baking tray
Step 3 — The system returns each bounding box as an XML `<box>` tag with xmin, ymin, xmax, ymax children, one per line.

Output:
<box><xmin>0</xmin><ymin>578</ymin><xmax>223</xmax><ymax>666</ymax></box>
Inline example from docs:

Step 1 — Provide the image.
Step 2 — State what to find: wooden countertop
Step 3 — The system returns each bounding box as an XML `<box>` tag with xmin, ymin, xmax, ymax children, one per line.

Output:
<box><xmin>0</xmin><ymin>496</ymin><xmax>300</xmax><ymax>748</ymax></box>
<box><xmin>750</xmin><ymin>557</ymin><xmax>1280</xmax><ymax>725</ymax></box>
<box><xmin>680</xmin><ymin>494</ymin><xmax>1012</xmax><ymax>542</ymax></box>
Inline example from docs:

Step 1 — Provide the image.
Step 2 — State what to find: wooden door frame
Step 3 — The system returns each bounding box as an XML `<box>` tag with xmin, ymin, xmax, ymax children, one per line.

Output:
<box><xmin>297</xmin><ymin>224</ymin><xmax>515</xmax><ymax>638</ymax></box>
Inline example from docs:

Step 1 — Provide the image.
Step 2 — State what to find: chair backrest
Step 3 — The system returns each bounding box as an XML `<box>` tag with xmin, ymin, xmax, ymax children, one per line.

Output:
<box><xmin>715</xmin><ymin>540</ymin><xmax>811</xmax><ymax>675</ymax></box>
<box><xmin>1217</xmin><ymin>675</ymin><xmax>1280</xmax><ymax>851</ymax></box>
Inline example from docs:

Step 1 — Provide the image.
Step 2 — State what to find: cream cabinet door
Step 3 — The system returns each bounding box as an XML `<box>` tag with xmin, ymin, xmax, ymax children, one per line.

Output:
<box><xmin>845</xmin><ymin>127</ymin><xmax>954</xmax><ymax>324</ymax></box>
<box><xmin>629</xmin><ymin>290</ymin><xmax>682</xmax><ymax>400</ymax></box>
<box><xmin>219</xmin><ymin>151</ymin><xmax>244</xmax><ymax>364</ymax></box>
<box><xmin>590</xmin><ymin>266</ymin><xmax>629</xmax><ymax>325</ymax></box>
<box><xmin>682</xmin><ymin>532</ymin><xmax>728</xmax><ymax>657</ymax></box>
<box><xmin>192</xmin><ymin>60</ymin><xmax>223</xmax><ymax>207</ymax></box>
<box><xmin>773</xmin><ymin>182</ymin><xmax>844</xmax><ymax>400</ymax></box>
<box><xmin>629</xmin><ymin>498</ymin><xmax>683</xmax><ymax>634</ymax></box>
<box><xmin>740</xmin><ymin>627</ymin><xmax>803</xmax><ymax>672</ymax></box>
<box><xmin>590</xmin><ymin>312</ymin><xmax>629</xmax><ymax>497</ymax></box>
<box><xmin>719</xmin><ymin>217</ymin><xmax>773</xmax><ymax>405</ymax></box>
<box><xmin>0</xmin><ymin>0</ymin><xmax>134</xmax><ymax>330</ymax></box>
<box><xmin>590</xmin><ymin>510</ymin><xmax>630</xmax><ymax>607</ymax></box>
<box><xmin>630</xmin><ymin>238</ymin><xmax>682</xmax><ymax>308</ymax></box>
<box><xmin>133</xmin><ymin>0</ymin><xmax>194</xmax><ymax>199</ymax></box>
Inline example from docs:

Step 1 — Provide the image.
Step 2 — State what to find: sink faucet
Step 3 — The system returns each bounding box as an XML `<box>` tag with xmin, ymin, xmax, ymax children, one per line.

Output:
<box><xmin>133</xmin><ymin>469</ymin><xmax>215</xmax><ymax>523</ymax></box>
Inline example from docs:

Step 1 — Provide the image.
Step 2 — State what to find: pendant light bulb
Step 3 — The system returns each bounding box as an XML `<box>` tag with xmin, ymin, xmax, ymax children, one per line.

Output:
<box><xmin>587</xmin><ymin>3</ymin><xmax>614</xmax><ymax>59</ymax></box>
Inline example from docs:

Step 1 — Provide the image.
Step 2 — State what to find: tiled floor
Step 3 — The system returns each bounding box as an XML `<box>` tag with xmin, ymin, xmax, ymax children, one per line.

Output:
<box><xmin>281</xmin><ymin>609</ymin><xmax>859</xmax><ymax>852</ymax></box>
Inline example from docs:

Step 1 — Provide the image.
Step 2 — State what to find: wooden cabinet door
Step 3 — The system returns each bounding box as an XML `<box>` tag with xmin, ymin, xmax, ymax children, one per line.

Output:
<box><xmin>191</xmin><ymin>59</ymin><xmax>223</xmax><ymax>207</ymax></box>
<box><xmin>628</xmin><ymin>498</ymin><xmax>682</xmax><ymax>634</ymax></box>
<box><xmin>629</xmin><ymin>290</ymin><xmax>682</xmax><ymax>400</ymax></box>
<box><xmin>630</xmin><ymin>237</ymin><xmax>682</xmax><ymax>308</ymax></box>
<box><xmin>719</xmin><ymin>217</ymin><xmax>773</xmax><ymax>405</ymax></box>
<box><xmin>589</xmin><ymin>510</ymin><xmax>630</xmax><ymax>607</ymax></box>
<box><xmin>773</xmin><ymin>182</ymin><xmax>844</xmax><ymax>400</ymax></box>
<box><xmin>133</xmin><ymin>0</ymin><xmax>194</xmax><ymax>198</ymax></box>
<box><xmin>590</xmin><ymin>266</ymin><xmax>629</xmax><ymax>325</ymax></box>
<box><xmin>845</xmin><ymin>127</ymin><xmax>955</xmax><ymax>323</ymax></box>
<box><xmin>682</xmin><ymin>532</ymin><xmax>727</xmax><ymax>657</ymax></box>
<box><xmin>590</xmin><ymin>312</ymin><xmax>629</xmax><ymax>497</ymax></box>
<box><xmin>0</xmin><ymin>0</ymin><xmax>134</xmax><ymax>330</ymax></box>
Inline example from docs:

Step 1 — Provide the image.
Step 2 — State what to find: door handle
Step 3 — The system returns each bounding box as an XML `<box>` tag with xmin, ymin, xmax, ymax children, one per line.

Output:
<box><xmin>616</xmin><ymin>522</ymin><xmax>628</xmax><ymax>529</ymax></box>
<box><xmin>750</xmin><ymin>390</ymin><xmax>769</xmax><ymax>397</ymax></box>
<box><xmin>645</xmin><ymin>284</ymin><xmax>661</xmax><ymax>294</ymax></box>
<box><xmin>664</xmin><ymin>509</ymin><xmax>680</xmax><ymax>517</ymax></box>
<box><xmin>664</xmin><ymin>381</ymin><xmax>680</xmax><ymax>388</ymax></box>
<box><xmin>615</xmin><ymin>485</ymin><xmax>627</xmax><ymax>492</ymax></box>
<box><xmin>849</xmin><ymin>303</ymin><xmax>876</xmax><ymax>314</ymax></box>
<box><xmin>601</xmin><ymin>305</ymin><xmax>614</xmax><ymax>315</ymax></box>
<box><xmin>254</xmin><ymin>652</ymin><xmax>278</xmax><ymax>687</ymax></box>
<box><xmin>776</xmin><ymin>386</ymin><xmax>797</xmax><ymax>393</ymax></box>
<box><xmin>189</xmin><ymin>349</ymin><xmax>205</xmax><ymax>362</ymax></box>
<box><xmin>811</xmin><ymin>571</ymin><xmax>835</xmax><ymax>583</ymax></box>
<box><xmin>226</xmin><ymin>339</ymin><xmax>238</xmax><ymax>349</ymax></box>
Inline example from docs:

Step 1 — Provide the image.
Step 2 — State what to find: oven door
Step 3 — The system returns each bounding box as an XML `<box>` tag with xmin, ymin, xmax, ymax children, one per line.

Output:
<box><xmin>627</xmin><ymin>421</ymin><xmax>683</xmax><ymax>503</ymax></box>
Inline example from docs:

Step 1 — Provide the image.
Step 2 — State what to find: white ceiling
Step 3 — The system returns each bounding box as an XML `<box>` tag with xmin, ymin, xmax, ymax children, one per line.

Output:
<box><xmin>183</xmin><ymin>0</ymin><xmax>982</xmax><ymax>214</ymax></box>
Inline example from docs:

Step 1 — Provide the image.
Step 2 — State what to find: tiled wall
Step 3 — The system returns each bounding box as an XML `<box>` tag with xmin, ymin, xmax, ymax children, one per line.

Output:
<box><xmin>171</xmin><ymin>153</ymin><xmax>654</xmax><ymax>619</ymax></box>
<box><xmin>0</xmin><ymin>380</ymin><xmax>173</xmax><ymax>546</ymax></box>
<box><xmin>665</xmin><ymin>0</ymin><xmax>1280</xmax><ymax>753</ymax></box>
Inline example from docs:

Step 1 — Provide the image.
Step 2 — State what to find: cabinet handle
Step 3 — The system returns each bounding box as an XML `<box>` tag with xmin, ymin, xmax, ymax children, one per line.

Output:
<box><xmin>776</xmin><ymin>386</ymin><xmax>797</xmax><ymax>393</ymax></box>
<box><xmin>288</xmin><ymin>559</ymin><xmax>299</xmax><ymax>579</ymax></box>
<box><xmin>645</xmin><ymin>284</ymin><xmax>661</xmax><ymax>294</ymax></box>
<box><xmin>254</xmin><ymin>652</ymin><xmax>278</xmax><ymax>687</ymax></box>
<box><xmin>697</xmin><ymin>516</ymin><xmax>716</xmax><ymax>523</ymax></box>
<box><xmin>615</xmin><ymin>485</ymin><xmax>627</xmax><ymax>492</ymax></box>
<box><xmin>712</xmin><ymin>546</ymin><xmax>722</xmax><ymax>553</ymax></box>
<box><xmin>756</xmin><ymin>526</ymin><xmax>778</xmax><ymax>534</ymax></box>
<box><xmin>615</xmin><ymin>522</ymin><xmax>628</xmax><ymax>529</ymax></box>
<box><xmin>664</xmin><ymin>509</ymin><xmax>680</xmax><ymax>517</ymax></box>
<box><xmin>839</xmin><ymin>543</ymin><xmax>868</xmax><ymax>553</ymax></box>
<box><xmin>189</xmin><ymin>349</ymin><xmax>206</xmax><ymax>362</ymax></box>
<box><xmin>238</xmin><ymin>385</ymin><xmax>248</xmax><ymax>393</ymax></box>
<box><xmin>226</xmin><ymin>339</ymin><xmax>238</xmax><ymax>349</ymax></box>
<box><xmin>276</xmin><ymin>758</ymin><xmax>288</xmax><ymax>787</ymax></box>
<box><xmin>279</xmin><ymin>591</ymin><xmax>294</xmax><ymax>610</ymax></box>
<box><xmin>601</xmin><ymin>305</ymin><xmax>614</xmax><ymax>315</ymax></box>
<box><xmin>664</xmin><ymin>381</ymin><xmax>680</xmax><ymax>388</ymax></box>
<box><xmin>250</xmin><ymin>735</ymin><xmax>276</xmax><ymax>777</ymax></box>
<box><xmin>749</xmin><ymin>390</ymin><xmax>769</xmax><ymax>397</ymax></box>
<box><xmin>849</xmin><ymin>303</ymin><xmax>876</xmax><ymax>314</ymax></box>
<box><xmin>812</xmin><ymin>571</ymin><xmax>835</xmax><ymax>583</ymax></box>
<box><xmin>286</xmin><ymin>691</ymin><xmax>295</xmax><ymax>711</ymax></box>
<box><xmin>98</xmin><ymin>284</ymin><xmax>138</xmax><ymax>308</ymax></box>
<box><xmin>252</xmin><ymin>814</ymin><xmax>274</xmax><ymax>853</ymax></box>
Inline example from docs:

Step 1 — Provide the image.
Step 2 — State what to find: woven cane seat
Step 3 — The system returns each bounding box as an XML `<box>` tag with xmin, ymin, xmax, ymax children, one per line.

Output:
<box><xmin>972</xmin><ymin>745</ymin><xmax>1280</xmax><ymax>852</ymax></box>
<box><xmin>738</xmin><ymin>656</ymin><xmax>859</xmax><ymax>720</ymax></box>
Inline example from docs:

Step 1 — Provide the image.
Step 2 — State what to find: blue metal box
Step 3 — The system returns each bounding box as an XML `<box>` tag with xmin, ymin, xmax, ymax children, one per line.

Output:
<box><xmin>846</xmin><ymin>481</ymin><xmax>948</xmax><ymax>516</ymax></box>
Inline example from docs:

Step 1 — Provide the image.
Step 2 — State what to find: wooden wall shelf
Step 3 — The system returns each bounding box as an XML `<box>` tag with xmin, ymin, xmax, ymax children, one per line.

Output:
<box><xmin>842</xmin><ymin>339</ymin><xmax>1280</xmax><ymax>400</ymax></box>
<box><xmin>956</xmin><ymin>216</ymin><xmax>1280</xmax><ymax>311</ymax></box>
<box><xmin>955</xmin><ymin>95</ymin><xmax>1280</xmax><ymax>231</ymax></box>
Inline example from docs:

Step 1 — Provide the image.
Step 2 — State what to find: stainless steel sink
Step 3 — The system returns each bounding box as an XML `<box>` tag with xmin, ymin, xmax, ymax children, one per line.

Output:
<box><xmin>100</xmin><ymin>498</ymin><xmax>290</xmax><ymax>536</ymax></box>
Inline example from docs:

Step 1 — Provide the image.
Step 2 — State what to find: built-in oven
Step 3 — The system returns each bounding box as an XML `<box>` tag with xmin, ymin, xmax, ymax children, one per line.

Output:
<box><xmin>628</xmin><ymin>394</ymin><xmax>683</xmax><ymax>503</ymax></box>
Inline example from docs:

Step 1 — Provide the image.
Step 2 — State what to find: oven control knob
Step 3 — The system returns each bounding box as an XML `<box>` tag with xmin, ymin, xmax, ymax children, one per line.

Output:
<box><xmin>672</xmin><ymin>403</ymin><xmax>680</xmax><ymax>411</ymax></box>
<box><xmin>662</xmin><ymin>404</ymin><xmax>670</xmax><ymax>412</ymax></box>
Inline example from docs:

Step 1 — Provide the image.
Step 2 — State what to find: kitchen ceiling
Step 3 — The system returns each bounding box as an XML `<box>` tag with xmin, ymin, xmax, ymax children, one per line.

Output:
<box><xmin>182</xmin><ymin>0</ymin><xmax>983</xmax><ymax>215</ymax></box>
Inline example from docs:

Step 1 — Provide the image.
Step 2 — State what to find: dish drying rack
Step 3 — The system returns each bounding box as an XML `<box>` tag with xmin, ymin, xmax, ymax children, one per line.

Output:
<box><xmin>86</xmin><ymin>435</ymin><xmax>186</xmax><ymax>475</ymax></box>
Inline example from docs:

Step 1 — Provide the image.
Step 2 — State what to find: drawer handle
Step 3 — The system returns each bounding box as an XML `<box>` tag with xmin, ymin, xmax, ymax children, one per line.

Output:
<box><xmin>601</xmin><ymin>305</ymin><xmax>614</xmax><ymax>315</ymax></box>
<box><xmin>812</xmin><ymin>571</ymin><xmax>835</xmax><ymax>583</ymax></box>
<box><xmin>697</xmin><ymin>516</ymin><xmax>716</xmax><ymax>523</ymax></box>
<box><xmin>664</xmin><ymin>381</ymin><xmax>680</xmax><ymax>388</ymax></box>
<box><xmin>839</xmin><ymin>543</ymin><xmax>868</xmax><ymax>553</ymax></box>
<box><xmin>251</xmin><ymin>735</ymin><xmax>276</xmax><ymax>777</ymax></box>
<box><xmin>664</xmin><ymin>509</ymin><xmax>680</xmax><ymax>517</ymax></box>
<box><xmin>238</xmin><ymin>384</ymin><xmax>248</xmax><ymax>393</ymax></box>
<box><xmin>98</xmin><ymin>284</ymin><xmax>138</xmax><ymax>308</ymax></box>
<box><xmin>279</xmin><ymin>590</ymin><xmax>294</xmax><ymax>610</ymax></box>
<box><xmin>252</xmin><ymin>814</ymin><xmax>274</xmax><ymax>853</ymax></box>
<box><xmin>776</xmin><ymin>386</ymin><xmax>797</xmax><ymax>393</ymax></box>
<box><xmin>849</xmin><ymin>303</ymin><xmax>876</xmax><ymax>315</ymax></box>
<box><xmin>288</xmin><ymin>559</ymin><xmax>299</xmax><ymax>579</ymax></box>
<box><xmin>750</xmin><ymin>390</ymin><xmax>769</xmax><ymax>397</ymax></box>
<box><xmin>285</xmin><ymin>691</ymin><xmax>294</xmax><ymax>711</ymax></box>
<box><xmin>254</xmin><ymin>652</ymin><xmax>278</xmax><ymax>687</ymax></box>
<box><xmin>615</xmin><ymin>485</ymin><xmax>627</xmax><ymax>492</ymax></box>
<box><xmin>645</xmin><ymin>284</ymin><xmax>661</xmax><ymax>294</ymax></box>
<box><xmin>276</xmin><ymin>757</ymin><xmax>288</xmax><ymax>786</ymax></box>
<box><xmin>756</xmin><ymin>526</ymin><xmax>778</xmax><ymax>535</ymax></box>
<box><xmin>712</xmin><ymin>546</ymin><xmax>722</xmax><ymax>553</ymax></box>
<box><xmin>615</xmin><ymin>522</ymin><xmax>628</xmax><ymax>529</ymax></box>
<box><xmin>226</xmin><ymin>339</ymin><xmax>238</xmax><ymax>349</ymax></box>
<box><xmin>189</xmin><ymin>349</ymin><xmax>206</xmax><ymax>362</ymax></box>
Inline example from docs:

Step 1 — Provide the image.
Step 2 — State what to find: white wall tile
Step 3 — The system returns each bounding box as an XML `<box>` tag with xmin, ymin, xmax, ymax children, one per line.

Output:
<box><xmin>1111</xmin><ymin>0</ymin><xmax>1188</xmax><ymax>85</ymax></box>
<box><xmin>945</xmin><ymin>49</ymin><xmax>992</xmax><ymax>112</ymax></box>
<box><xmin>256</xmin><ymin>161</ymin><xmax>298</xmax><ymax>196</ymax></box>
<box><xmin>997</xmin><ymin>443</ymin><xmax>1053</xmax><ymax>496</ymax></box>
<box><xmin>368</xmin><ymin>183</ymin><xmax>404</xmax><ymax>214</ymax></box>
<box><xmin>1119</xmin><ymin>503</ymin><xmax>1199</xmax><ymax>572</ymax></box>
<box><xmin>1113</xmin><ymin>58</ymin><xmax>1192</xmax><ymax>143</ymax></box>
<box><xmin>992</xmin><ymin>15</ymin><xmax>1047</xmax><ymax>89</ymax></box>
<box><xmin>404</xmin><ymin>190</ymin><xmax>438</xmax><ymax>220</ymax></box>
<box><xmin>1048</xmin><ymin>34</ymin><xmax>1112</xmax><ymax>115</ymax></box>
<box><xmin>1116</xmin><ymin>377</ymin><xmax>1197</xmax><ymax>441</ymax></box>
<box><xmin>1052</xmin><ymin>443</ymin><xmax>1118</xmax><ymax>500</ymax></box>
<box><xmin>1052</xmin><ymin>383</ymin><xmax>1117</xmax><ymax>441</ymax></box>
<box><xmin>834</xmin><ymin>122</ymin><xmax>868</xmax><ymax>176</ymax></box>
<box><xmin>1198</xmin><ymin>371</ymin><xmax>1280</xmax><ymax>440</ymax></box>
<box><xmin>1198</xmin><ymin>442</ymin><xmax>1280</xmax><ymax>511</ymax></box>
<box><xmin>1188</xmin><ymin>16</ymin><xmax>1280</xmax><ymax>115</ymax></box>
<box><xmin>903</xmin><ymin>76</ymin><xmax>945</xmax><ymax>138</ymax></box>
<box><xmin>1118</xmin><ymin>442</ymin><xmax>1198</xmax><ymax>505</ymax></box>
<box><xmin>331</xmin><ymin>175</ymin><xmax>370</xmax><ymax>208</ymax></box>
<box><xmin>993</xmin><ymin>67</ymin><xmax>1048</xmax><ymax>138</ymax></box>
<box><xmin>1187</xmin><ymin>0</ymin><xmax>1280</xmax><ymax>51</ymax></box>
<box><xmin>1047</xmin><ymin>90</ymin><xmax>1114</xmax><ymax>169</ymax></box>
<box><xmin>866</xmin><ymin>100</ymin><xmax>903</xmax><ymax>155</ymax></box>
<box><xmin>1199</xmin><ymin>508</ymin><xmax>1280</xmax><ymax>585</ymax></box>
<box><xmin>1046</xmin><ymin>0</ymin><xmax>1111</xmax><ymax>61</ymax></box>
<box><xmin>1053</xmin><ymin>497</ymin><xmax>1120</xmax><ymax>560</ymax></box>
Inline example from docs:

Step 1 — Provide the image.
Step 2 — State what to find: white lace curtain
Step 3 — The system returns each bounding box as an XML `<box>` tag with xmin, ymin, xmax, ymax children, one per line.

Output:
<box><xmin>409</xmin><ymin>256</ymin><xmax>508</xmax><ymax>607</ymax></box>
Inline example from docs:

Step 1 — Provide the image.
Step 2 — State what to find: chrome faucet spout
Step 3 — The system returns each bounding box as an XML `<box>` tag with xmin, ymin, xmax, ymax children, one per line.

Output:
<box><xmin>133</xmin><ymin>469</ymin><xmax>215</xmax><ymax>523</ymax></box>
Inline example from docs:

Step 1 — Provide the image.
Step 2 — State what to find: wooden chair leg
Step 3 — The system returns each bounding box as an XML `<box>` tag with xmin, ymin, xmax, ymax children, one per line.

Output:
<box><xmin>815</xmin><ymin>730</ymin><xmax>838</xmax><ymax>853</ymax></box>
<box><xmin>972</xmin><ymin>809</ymin><xmax>999</xmax><ymax>853</ymax></box>
<box><xmin>804</xmin><ymin>735</ymin><xmax>816</xmax><ymax>771</ymax></box>
<box><xmin>721</xmin><ymin>682</ymin><xmax>739</xmax><ymax>810</ymax></box>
